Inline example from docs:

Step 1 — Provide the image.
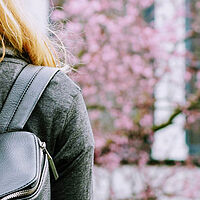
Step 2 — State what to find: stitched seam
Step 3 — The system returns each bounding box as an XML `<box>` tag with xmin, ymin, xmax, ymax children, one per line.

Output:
<box><xmin>20</xmin><ymin>69</ymin><xmax>60</xmax><ymax>129</ymax></box>
<box><xmin>4</xmin><ymin>68</ymin><xmax>42</xmax><ymax>131</ymax></box>
<box><xmin>0</xmin><ymin>64</ymin><xmax>29</xmax><ymax>114</ymax></box>
<box><xmin>62</xmin><ymin>92</ymin><xmax>81</xmax><ymax>131</ymax></box>
<box><xmin>53</xmin><ymin>92</ymin><xmax>80</xmax><ymax>158</ymax></box>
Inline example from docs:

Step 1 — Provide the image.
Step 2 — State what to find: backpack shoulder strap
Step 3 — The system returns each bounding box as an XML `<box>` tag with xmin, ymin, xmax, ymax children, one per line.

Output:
<box><xmin>0</xmin><ymin>64</ymin><xmax>59</xmax><ymax>133</ymax></box>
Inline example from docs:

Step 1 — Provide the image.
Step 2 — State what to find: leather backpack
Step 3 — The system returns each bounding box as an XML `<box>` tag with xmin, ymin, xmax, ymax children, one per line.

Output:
<box><xmin>0</xmin><ymin>65</ymin><xmax>59</xmax><ymax>199</ymax></box>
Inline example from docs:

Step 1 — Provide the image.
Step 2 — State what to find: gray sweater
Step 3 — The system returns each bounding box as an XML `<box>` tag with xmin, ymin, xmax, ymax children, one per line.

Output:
<box><xmin>0</xmin><ymin>47</ymin><xmax>95</xmax><ymax>200</ymax></box>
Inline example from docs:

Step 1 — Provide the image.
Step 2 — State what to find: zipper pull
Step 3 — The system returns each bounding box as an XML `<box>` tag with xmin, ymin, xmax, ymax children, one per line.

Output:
<box><xmin>40</xmin><ymin>142</ymin><xmax>59</xmax><ymax>180</ymax></box>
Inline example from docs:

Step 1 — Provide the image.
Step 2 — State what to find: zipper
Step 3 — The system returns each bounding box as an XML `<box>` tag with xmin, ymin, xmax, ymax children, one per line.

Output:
<box><xmin>1</xmin><ymin>187</ymin><xmax>37</xmax><ymax>200</ymax></box>
<box><xmin>39</xmin><ymin>141</ymin><xmax>59</xmax><ymax>181</ymax></box>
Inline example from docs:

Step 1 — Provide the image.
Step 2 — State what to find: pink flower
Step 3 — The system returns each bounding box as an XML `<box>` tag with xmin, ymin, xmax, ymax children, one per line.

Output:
<box><xmin>140</xmin><ymin>114</ymin><xmax>153</xmax><ymax>127</ymax></box>
<box><xmin>97</xmin><ymin>152</ymin><xmax>121</xmax><ymax>170</ymax></box>
<box><xmin>51</xmin><ymin>10</ymin><xmax>66</xmax><ymax>21</ymax></box>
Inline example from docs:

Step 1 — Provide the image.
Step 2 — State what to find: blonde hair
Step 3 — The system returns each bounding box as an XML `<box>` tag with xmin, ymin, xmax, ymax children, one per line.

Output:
<box><xmin>0</xmin><ymin>0</ymin><xmax>61</xmax><ymax>67</ymax></box>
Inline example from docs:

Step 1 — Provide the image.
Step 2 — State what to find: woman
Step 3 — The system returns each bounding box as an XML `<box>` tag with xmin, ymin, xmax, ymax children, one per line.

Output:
<box><xmin>0</xmin><ymin>0</ymin><xmax>95</xmax><ymax>199</ymax></box>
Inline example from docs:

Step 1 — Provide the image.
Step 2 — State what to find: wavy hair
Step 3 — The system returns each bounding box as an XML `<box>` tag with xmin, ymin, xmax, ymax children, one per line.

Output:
<box><xmin>0</xmin><ymin>0</ymin><xmax>61</xmax><ymax>67</ymax></box>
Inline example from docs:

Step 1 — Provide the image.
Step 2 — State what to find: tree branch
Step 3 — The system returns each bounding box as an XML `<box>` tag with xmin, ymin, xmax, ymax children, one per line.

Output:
<box><xmin>152</xmin><ymin>108</ymin><xmax>182</xmax><ymax>132</ymax></box>
<box><xmin>152</xmin><ymin>98</ymin><xmax>200</xmax><ymax>132</ymax></box>
<box><xmin>87</xmin><ymin>99</ymin><xmax>200</xmax><ymax>133</ymax></box>
<box><xmin>87</xmin><ymin>104</ymin><xmax>106</xmax><ymax>111</ymax></box>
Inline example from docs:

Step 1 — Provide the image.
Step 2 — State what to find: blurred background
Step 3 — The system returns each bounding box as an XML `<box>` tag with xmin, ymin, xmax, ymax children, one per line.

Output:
<box><xmin>29</xmin><ymin>0</ymin><xmax>200</xmax><ymax>199</ymax></box>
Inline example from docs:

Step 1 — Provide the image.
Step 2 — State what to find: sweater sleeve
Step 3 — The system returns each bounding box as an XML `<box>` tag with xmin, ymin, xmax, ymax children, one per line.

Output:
<box><xmin>51</xmin><ymin>90</ymin><xmax>95</xmax><ymax>200</ymax></box>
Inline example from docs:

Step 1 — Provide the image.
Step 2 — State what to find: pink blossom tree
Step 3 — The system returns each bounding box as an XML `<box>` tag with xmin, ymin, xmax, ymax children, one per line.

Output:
<box><xmin>51</xmin><ymin>0</ymin><xmax>200</xmax><ymax>166</ymax></box>
<box><xmin>50</xmin><ymin>0</ymin><xmax>200</xmax><ymax>199</ymax></box>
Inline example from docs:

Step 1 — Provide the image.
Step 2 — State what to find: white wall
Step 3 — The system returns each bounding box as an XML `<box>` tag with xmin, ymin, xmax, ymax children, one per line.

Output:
<box><xmin>94</xmin><ymin>166</ymin><xmax>200</xmax><ymax>200</ymax></box>
<box><xmin>152</xmin><ymin>0</ymin><xmax>188</xmax><ymax>160</ymax></box>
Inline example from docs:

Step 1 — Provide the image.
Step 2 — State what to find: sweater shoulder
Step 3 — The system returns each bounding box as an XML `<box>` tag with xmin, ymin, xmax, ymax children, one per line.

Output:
<box><xmin>38</xmin><ymin>68</ymin><xmax>82</xmax><ymax>113</ymax></box>
<box><xmin>0</xmin><ymin>57</ymin><xmax>82</xmax><ymax>117</ymax></box>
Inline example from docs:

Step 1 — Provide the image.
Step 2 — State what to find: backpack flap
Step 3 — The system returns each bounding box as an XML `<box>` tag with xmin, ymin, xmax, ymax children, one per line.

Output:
<box><xmin>0</xmin><ymin>131</ymin><xmax>47</xmax><ymax>199</ymax></box>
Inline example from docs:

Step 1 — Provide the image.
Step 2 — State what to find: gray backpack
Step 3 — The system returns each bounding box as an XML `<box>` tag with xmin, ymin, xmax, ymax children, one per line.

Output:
<box><xmin>0</xmin><ymin>65</ymin><xmax>59</xmax><ymax>199</ymax></box>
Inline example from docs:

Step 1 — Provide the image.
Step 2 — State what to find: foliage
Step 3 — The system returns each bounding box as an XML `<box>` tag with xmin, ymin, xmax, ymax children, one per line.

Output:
<box><xmin>51</xmin><ymin>0</ymin><xmax>200</xmax><ymax>169</ymax></box>
<box><xmin>50</xmin><ymin>0</ymin><xmax>200</xmax><ymax>199</ymax></box>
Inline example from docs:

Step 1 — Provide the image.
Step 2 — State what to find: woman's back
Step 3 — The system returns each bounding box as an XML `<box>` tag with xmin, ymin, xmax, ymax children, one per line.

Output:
<box><xmin>0</xmin><ymin>47</ymin><xmax>95</xmax><ymax>199</ymax></box>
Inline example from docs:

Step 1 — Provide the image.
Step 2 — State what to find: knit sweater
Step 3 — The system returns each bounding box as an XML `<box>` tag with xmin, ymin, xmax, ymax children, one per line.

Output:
<box><xmin>0</xmin><ymin>47</ymin><xmax>95</xmax><ymax>200</ymax></box>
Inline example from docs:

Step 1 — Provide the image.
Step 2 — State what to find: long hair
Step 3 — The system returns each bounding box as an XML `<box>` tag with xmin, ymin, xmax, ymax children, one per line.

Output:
<box><xmin>0</xmin><ymin>0</ymin><xmax>60</xmax><ymax>67</ymax></box>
